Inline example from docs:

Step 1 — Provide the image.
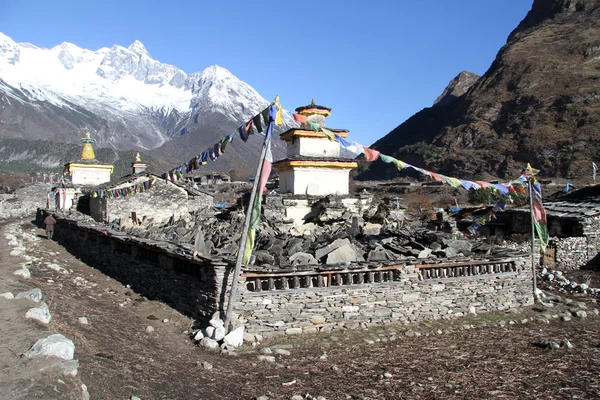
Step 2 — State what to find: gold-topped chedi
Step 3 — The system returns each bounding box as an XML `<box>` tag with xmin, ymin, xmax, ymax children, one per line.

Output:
<box><xmin>132</xmin><ymin>152</ymin><xmax>148</xmax><ymax>174</ymax></box>
<box><xmin>80</xmin><ymin>132</ymin><xmax>96</xmax><ymax>160</ymax></box>
<box><xmin>63</xmin><ymin>131</ymin><xmax>113</xmax><ymax>186</ymax></box>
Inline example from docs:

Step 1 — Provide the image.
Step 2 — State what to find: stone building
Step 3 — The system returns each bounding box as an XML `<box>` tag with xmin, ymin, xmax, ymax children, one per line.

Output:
<box><xmin>501</xmin><ymin>185</ymin><xmax>600</xmax><ymax>270</ymax></box>
<box><xmin>274</xmin><ymin>101</ymin><xmax>357</xmax><ymax>196</ymax></box>
<box><xmin>269</xmin><ymin>101</ymin><xmax>369</xmax><ymax>225</ymax></box>
<box><xmin>54</xmin><ymin>132</ymin><xmax>114</xmax><ymax>211</ymax></box>
<box><xmin>87</xmin><ymin>155</ymin><xmax>213</xmax><ymax>224</ymax></box>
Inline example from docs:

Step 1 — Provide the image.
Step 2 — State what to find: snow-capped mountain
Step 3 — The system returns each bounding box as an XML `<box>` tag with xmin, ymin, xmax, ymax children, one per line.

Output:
<box><xmin>0</xmin><ymin>32</ymin><xmax>291</xmax><ymax>171</ymax></box>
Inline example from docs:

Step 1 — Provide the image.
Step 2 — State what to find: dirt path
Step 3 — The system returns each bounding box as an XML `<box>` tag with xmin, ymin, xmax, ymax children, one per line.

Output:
<box><xmin>1</xmin><ymin>218</ymin><xmax>600</xmax><ymax>399</ymax></box>
<box><xmin>0</xmin><ymin>221</ymin><xmax>84</xmax><ymax>400</ymax></box>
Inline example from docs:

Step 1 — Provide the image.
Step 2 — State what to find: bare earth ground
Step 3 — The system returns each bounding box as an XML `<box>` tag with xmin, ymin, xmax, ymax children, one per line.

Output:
<box><xmin>1</xmin><ymin>219</ymin><xmax>599</xmax><ymax>400</ymax></box>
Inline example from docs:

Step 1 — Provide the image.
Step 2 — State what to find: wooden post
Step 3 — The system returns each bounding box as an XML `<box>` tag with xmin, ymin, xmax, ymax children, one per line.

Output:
<box><xmin>528</xmin><ymin>179</ymin><xmax>538</xmax><ymax>296</ymax></box>
<box><xmin>223</xmin><ymin>110</ymin><xmax>273</xmax><ymax>333</ymax></box>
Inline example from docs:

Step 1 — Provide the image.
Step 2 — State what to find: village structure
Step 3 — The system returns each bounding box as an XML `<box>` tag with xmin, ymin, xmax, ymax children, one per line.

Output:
<box><xmin>28</xmin><ymin>101</ymin><xmax>600</xmax><ymax>348</ymax></box>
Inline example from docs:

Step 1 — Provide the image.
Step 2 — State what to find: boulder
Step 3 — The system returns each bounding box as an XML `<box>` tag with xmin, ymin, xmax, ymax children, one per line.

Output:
<box><xmin>223</xmin><ymin>326</ymin><xmax>245</xmax><ymax>349</ymax></box>
<box><xmin>442</xmin><ymin>238</ymin><xmax>472</xmax><ymax>256</ymax></box>
<box><xmin>367</xmin><ymin>245</ymin><xmax>388</xmax><ymax>261</ymax></box>
<box><xmin>362</xmin><ymin>223</ymin><xmax>382</xmax><ymax>236</ymax></box>
<box><xmin>16</xmin><ymin>288</ymin><xmax>43</xmax><ymax>302</ymax></box>
<box><xmin>289</xmin><ymin>252</ymin><xmax>317</xmax><ymax>265</ymax></box>
<box><xmin>326</xmin><ymin>244</ymin><xmax>357</xmax><ymax>264</ymax></box>
<box><xmin>24</xmin><ymin>334</ymin><xmax>74</xmax><ymax>360</ymax></box>
<box><xmin>418</xmin><ymin>248</ymin><xmax>433</xmax><ymax>259</ymax></box>
<box><xmin>315</xmin><ymin>238</ymin><xmax>351</xmax><ymax>260</ymax></box>
<box><xmin>25</xmin><ymin>302</ymin><xmax>52</xmax><ymax>324</ymax></box>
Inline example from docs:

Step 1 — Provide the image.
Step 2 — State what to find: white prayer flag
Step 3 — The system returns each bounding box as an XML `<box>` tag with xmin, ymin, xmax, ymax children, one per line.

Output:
<box><xmin>593</xmin><ymin>162</ymin><xmax>598</xmax><ymax>183</ymax></box>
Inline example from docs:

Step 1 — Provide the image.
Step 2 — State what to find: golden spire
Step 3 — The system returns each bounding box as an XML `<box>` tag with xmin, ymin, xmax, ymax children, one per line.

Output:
<box><xmin>135</xmin><ymin>152</ymin><xmax>142</xmax><ymax>162</ymax></box>
<box><xmin>80</xmin><ymin>132</ymin><xmax>96</xmax><ymax>160</ymax></box>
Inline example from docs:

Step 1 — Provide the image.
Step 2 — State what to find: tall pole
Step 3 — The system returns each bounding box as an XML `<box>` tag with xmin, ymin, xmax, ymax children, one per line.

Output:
<box><xmin>223</xmin><ymin>120</ymin><xmax>272</xmax><ymax>333</ymax></box>
<box><xmin>528</xmin><ymin>179</ymin><xmax>538</xmax><ymax>296</ymax></box>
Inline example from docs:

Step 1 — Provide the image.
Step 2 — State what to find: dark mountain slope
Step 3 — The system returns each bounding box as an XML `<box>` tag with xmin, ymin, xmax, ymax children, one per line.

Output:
<box><xmin>361</xmin><ymin>0</ymin><xmax>600</xmax><ymax>181</ymax></box>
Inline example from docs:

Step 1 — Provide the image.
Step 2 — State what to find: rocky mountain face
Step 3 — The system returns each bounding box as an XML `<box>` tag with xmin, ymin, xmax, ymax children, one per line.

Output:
<box><xmin>362</xmin><ymin>0</ymin><xmax>600</xmax><ymax>181</ymax></box>
<box><xmin>433</xmin><ymin>71</ymin><xmax>480</xmax><ymax>106</ymax></box>
<box><xmin>0</xmin><ymin>33</ymin><xmax>291</xmax><ymax>173</ymax></box>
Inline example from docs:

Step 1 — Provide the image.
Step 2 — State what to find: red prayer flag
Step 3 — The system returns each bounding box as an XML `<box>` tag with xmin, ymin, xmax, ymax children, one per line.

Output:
<box><xmin>293</xmin><ymin>114</ymin><xmax>307</xmax><ymax>123</ymax></box>
<box><xmin>363</xmin><ymin>147</ymin><xmax>381</xmax><ymax>162</ymax></box>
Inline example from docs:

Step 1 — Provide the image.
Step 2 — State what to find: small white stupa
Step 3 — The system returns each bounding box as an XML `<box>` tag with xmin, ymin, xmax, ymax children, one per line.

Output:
<box><xmin>274</xmin><ymin>100</ymin><xmax>357</xmax><ymax>196</ymax></box>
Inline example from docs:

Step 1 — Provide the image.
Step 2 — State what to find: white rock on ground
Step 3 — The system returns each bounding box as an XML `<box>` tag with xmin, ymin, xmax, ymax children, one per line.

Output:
<box><xmin>13</xmin><ymin>268</ymin><xmax>31</xmax><ymax>279</ymax></box>
<box><xmin>78</xmin><ymin>317</ymin><xmax>89</xmax><ymax>325</ymax></box>
<box><xmin>193</xmin><ymin>330</ymin><xmax>204</xmax><ymax>341</ymax></box>
<box><xmin>15</xmin><ymin>288</ymin><xmax>43</xmax><ymax>302</ymax></box>
<box><xmin>213</xmin><ymin>326</ymin><xmax>226</xmax><ymax>341</ymax></box>
<box><xmin>10</xmin><ymin>248</ymin><xmax>26</xmax><ymax>256</ymax></box>
<box><xmin>223</xmin><ymin>326</ymin><xmax>245</xmax><ymax>349</ymax></box>
<box><xmin>24</xmin><ymin>334</ymin><xmax>74</xmax><ymax>360</ymax></box>
<box><xmin>209</xmin><ymin>318</ymin><xmax>224</xmax><ymax>328</ymax></box>
<box><xmin>200</xmin><ymin>337</ymin><xmax>219</xmax><ymax>349</ymax></box>
<box><xmin>205</xmin><ymin>326</ymin><xmax>215</xmax><ymax>338</ymax></box>
<box><xmin>25</xmin><ymin>302</ymin><xmax>52</xmax><ymax>324</ymax></box>
<box><xmin>0</xmin><ymin>292</ymin><xmax>14</xmax><ymax>299</ymax></box>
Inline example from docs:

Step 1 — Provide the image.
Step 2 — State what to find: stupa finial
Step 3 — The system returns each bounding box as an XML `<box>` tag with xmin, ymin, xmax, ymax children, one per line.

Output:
<box><xmin>80</xmin><ymin>131</ymin><xmax>96</xmax><ymax>160</ymax></box>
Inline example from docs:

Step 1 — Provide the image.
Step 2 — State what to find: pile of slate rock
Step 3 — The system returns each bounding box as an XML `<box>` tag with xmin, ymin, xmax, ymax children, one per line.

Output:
<box><xmin>102</xmin><ymin>195</ymin><xmax>522</xmax><ymax>268</ymax></box>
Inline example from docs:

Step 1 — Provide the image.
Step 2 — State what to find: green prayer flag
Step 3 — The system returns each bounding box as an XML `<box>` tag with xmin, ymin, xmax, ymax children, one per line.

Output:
<box><xmin>379</xmin><ymin>154</ymin><xmax>396</xmax><ymax>163</ymax></box>
<box><xmin>308</xmin><ymin>121</ymin><xmax>321</xmax><ymax>132</ymax></box>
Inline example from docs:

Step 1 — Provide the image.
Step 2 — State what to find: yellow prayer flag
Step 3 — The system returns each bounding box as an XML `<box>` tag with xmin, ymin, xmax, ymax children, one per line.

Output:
<box><xmin>393</xmin><ymin>159</ymin><xmax>407</xmax><ymax>170</ymax></box>
<box><xmin>274</xmin><ymin>95</ymin><xmax>283</xmax><ymax>125</ymax></box>
<box><xmin>320</xmin><ymin>127</ymin><xmax>336</xmax><ymax>141</ymax></box>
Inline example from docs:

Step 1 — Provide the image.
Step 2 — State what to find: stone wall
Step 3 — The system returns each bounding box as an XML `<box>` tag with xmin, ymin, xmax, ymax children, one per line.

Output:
<box><xmin>544</xmin><ymin>216</ymin><xmax>600</xmax><ymax>271</ymax></box>
<box><xmin>90</xmin><ymin>178</ymin><xmax>213</xmax><ymax>224</ymax></box>
<box><xmin>550</xmin><ymin>237</ymin><xmax>590</xmax><ymax>271</ymax></box>
<box><xmin>37</xmin><ymin>210</ymin><xmax>534</xmax><ymax>339</ymax></box>
<box><xmin>232</xmin><ymin>258</ymin><xmax>533</xmax><ymax>338</ymax></box>
<box><xmin>37</xmin><ymin>210</ymin><xmax>229</xmax><ymax>324</ymax></box>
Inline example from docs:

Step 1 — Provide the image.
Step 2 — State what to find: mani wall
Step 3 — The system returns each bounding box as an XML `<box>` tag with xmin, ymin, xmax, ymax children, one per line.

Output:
<box><xmin>37</xmin><ymin>210</ymin><xmax>534</xmax><ymax>338</ymax></box>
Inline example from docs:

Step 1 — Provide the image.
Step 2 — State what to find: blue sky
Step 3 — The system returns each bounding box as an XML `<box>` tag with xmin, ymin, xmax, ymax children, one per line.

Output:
<box><xmin>1</xmin><ymin>0</ymin><xmax>532</xmax><ymax>146</ymax></box>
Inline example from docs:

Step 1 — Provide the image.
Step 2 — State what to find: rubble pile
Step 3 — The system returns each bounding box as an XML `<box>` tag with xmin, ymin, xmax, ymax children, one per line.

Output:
<box><xmin>541</xmin><ymin>268</ymin><xmax>600</xmax><ymax>299</ymax></box>
<box><xmin>101</xmin><ymin>194</ymin><xmax>521</xmax><ymax>267</ymax></box>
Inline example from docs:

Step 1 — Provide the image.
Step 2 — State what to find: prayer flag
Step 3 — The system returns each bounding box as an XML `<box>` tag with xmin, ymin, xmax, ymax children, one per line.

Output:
<box><xmin>238</xmin><ymin>125</ymin><xmax>249</xmax><ymax>142</ymax></box>
<box><xmin>253</xmin><ymin>114</ymin><xmax>263</xmax><ymax>133</ymax></box>
<box><xmin>293</xmin><ymin>113</ymin><xmax>307</xmax><ymax>123</ymax></box>
<box><xmin>337</xmin><ymin>135</ymin><xmax>364</xmax><ymax>155</ymax></box>
<box><xmin>379</xmin><ymin>154</ymin><xmax>396</xmax><ymax>164</ymax></box>
<box><xmin>242</xmin><ymin>104</ymin><xmax>277</xmax><ymax>264</ymax></box>
<box><xmin>393</xmin><ymin>159</ymin><xmax>407</xmax><ymax>170</ymax></box>
<box><xmin>308</xmin><ymin>121</ymin><xmax>321</xmax><ymax>132</ymax></box>
<box><xmin>363</xmin><ymin>147</ymin><xmax>380</xmax><ymax>162</ymax></box>
<box><xmin>593</xmin><ymin>162</ymin><xmax>598</xmax><ymax>182</ymax></box>
<box><xmin>429</xmin><ymin>172</ymin><xmax>444</xmax><ymax>182</ymax></box>
<box><xmin>274</xmin><ymin>95</ymin><xmax>283</xmax><ymax>125</ymax></box>
<box><xmin>320</xmin><ymin>127</ymin><xmax>336</xmax><ymax>141</ymax></box>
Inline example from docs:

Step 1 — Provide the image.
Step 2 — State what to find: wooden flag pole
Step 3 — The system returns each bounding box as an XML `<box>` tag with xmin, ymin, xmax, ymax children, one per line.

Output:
<box><xmin>528</xmin><ymin>178</ymin><xmax>538</xmax><ymax>296</ymax></box>
<box><xmin>223</xmin><ymin>113</ymin><xmax>273</xmax><ymax>333</ymax></box>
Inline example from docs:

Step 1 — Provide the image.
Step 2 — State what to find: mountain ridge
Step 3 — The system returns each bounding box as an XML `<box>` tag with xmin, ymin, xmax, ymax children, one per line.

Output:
<box><xmin>361</xmin><ymin>0</ymin><xmax>600</xmax><ymax>181</ymax></box>
<box><xmin>0</xmin><ymin>32</ymin><xmax>293</xmax><ymax>173</ymax></box>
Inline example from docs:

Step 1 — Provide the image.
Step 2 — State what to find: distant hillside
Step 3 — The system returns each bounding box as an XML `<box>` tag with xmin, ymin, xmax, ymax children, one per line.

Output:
<box><xmin>360</xmin><ymin>0</ymin><xmax>600</xmax><ymax>182</ymax></box>
<box><xmin>0</xmin><ymin>138</ymin><xmax>174</xmax><ymax>178</ymax></box>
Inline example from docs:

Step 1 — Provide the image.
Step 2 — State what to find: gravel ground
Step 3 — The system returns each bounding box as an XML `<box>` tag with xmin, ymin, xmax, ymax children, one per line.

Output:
<box><xmin>1</xmin><ymin>219</ymin><xmax>599</xmax><ymax>400</ymax></box>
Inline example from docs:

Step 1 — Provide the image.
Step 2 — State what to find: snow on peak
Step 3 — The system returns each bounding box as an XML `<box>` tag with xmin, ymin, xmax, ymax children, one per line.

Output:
<box><xmin>128</xmin><ymin>40</ymin><xmax>150</xmax><ymax>56</ymax></box>
<box><xmin>0</xmin><ymin>32</ymin><xmax>276</xmax><ymax>126</ymax></box>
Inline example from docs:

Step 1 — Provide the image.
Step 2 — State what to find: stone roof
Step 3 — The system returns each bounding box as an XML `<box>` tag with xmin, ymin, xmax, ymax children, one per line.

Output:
<box><xmin>90</xmin><ymin>172</ymin><xmax>212</xmax><ymax>198</ymax></box>
<box><xmin>295</xmin><ymin>100</ymin><xmax>332</xmax><ymax>113</ymax></box>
